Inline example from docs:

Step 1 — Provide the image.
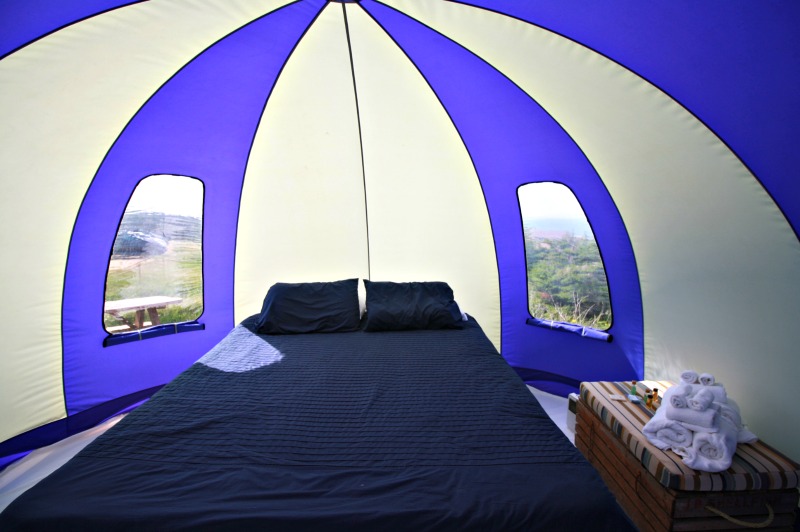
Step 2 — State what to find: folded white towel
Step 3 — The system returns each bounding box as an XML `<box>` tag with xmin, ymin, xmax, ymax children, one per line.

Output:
<box><xmin>643</xmin><ymin>404</ymin><xmax>694</xmax><ymax>451</ymax></box>
<box><xmin>717</xmin><ymin>399</ymin><xmax>758</xmax><ymax>444</ymax></box>
<box><xmin>687</xmin><ymin>388</ymin><xmax>714</xmax><ymax>411</ymax></box>
<box><xmin>675</xmin><ymin>417</ymin><xmax>738</xmax><ymax>472</ymax></box>
<box><xmin>737</xmin><ymin>427</ymin><xmax>759</xmax><ymax>444</ymax></box>
<box><xmin>665</xmin><ymin>401</ymin><xmax>719</xmax><ymax>432</ymax></box>
<box><xmin>680</xmin><ymin>370</ymin><xmax>700</xmax><ymax>385</ymax></box>
<box><xmin>716</xmin><ymin>400</ymin><xmax>741</xmax><ymax>426</ymax></box>
<box><xmin>699</xmin><ymin>373</ymin><xmax>715</xmax><ymax>386</ymax></box>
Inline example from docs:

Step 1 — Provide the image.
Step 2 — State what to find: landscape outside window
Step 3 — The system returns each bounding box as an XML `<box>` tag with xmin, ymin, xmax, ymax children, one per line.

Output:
<box><xmin>518</xmin><ymin>182</ymin><xmax>611</xmax><ymax>330</ymax></box>
<box><xmin>104</xmin><ymin>175</ymin><xmax>203</xmax><ymax>334</ymax></box>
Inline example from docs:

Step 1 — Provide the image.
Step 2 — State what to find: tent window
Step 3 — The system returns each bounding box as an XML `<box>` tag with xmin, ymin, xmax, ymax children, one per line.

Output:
<box><xmin>104</xmin><ymin>175</ymin><xmax>204</xmax><ymax>338</ymax></box>
<box><xmin>518</xmin><ymin>182</ymin><xmax>612</xmax><ymax>332</ymax></box>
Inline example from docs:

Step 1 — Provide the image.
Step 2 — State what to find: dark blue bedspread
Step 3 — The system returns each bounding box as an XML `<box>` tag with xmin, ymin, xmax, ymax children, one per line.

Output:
<box><xmin>1</xmin><ymin>317</ymin><xmax>633</xmax><ymax>531</ymax></box>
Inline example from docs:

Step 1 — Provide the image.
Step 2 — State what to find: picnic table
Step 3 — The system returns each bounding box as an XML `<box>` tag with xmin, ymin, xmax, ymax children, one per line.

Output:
<box><xmin>104</xmin><ymin>296</ymin><xmax>183</xmax><ymax>330</ymax></box>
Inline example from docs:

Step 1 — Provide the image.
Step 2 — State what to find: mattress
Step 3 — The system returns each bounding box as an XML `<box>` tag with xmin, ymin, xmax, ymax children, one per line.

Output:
<box><xmin>0</xmin><ymin>316</ymin><xmax>633</xmax><ymax>531</ymax></box>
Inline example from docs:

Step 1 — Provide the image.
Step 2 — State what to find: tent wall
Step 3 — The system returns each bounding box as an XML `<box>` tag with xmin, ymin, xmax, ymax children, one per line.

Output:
<box><xmin>235</xmin><ymin>4</ymin><xmax>501</xmax><ymax>343</ymax></box>
<box><xmin>0</xmin><ymin>0</ymin><xmax>305</xmax><ymax>446</ymax></box>
<box><xmin>395</xmin><ymin>0</ymin><xmax>800</xmax><ymax>457</ymax></box>
<box><xmin>0</xmin><ymin>0</ymin><xmax>799</xmax><ymax>465</ymax></box>
<box><xmin>361</xmin><ymin>1</ymin><xmax>643</xmax><ymax>389</ymax></box>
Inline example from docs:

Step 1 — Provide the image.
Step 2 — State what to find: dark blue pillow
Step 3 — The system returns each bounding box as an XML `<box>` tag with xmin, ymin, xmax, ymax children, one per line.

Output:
<box><xmin>363</xmin><ymin>280</ymin><xmax>463</xmax><ymax>332</ymax></box>
<box><xmin>256</xmin><ymin>279</ymin><xmax>360</xmax><ymax>334</ymax></box>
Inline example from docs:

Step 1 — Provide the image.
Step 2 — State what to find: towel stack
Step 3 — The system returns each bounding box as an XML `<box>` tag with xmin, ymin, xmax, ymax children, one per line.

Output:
<box><xmin>643</xmin><ymin>370</ymin><xmax>757</xmax><ymax>473</ymax></box>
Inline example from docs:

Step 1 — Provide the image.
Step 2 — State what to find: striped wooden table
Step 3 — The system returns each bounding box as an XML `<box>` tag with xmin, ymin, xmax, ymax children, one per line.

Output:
<box><xmin>577</xmin><ymin>381</ymin><xmax>800</xmax><ymax>531</ymax></box>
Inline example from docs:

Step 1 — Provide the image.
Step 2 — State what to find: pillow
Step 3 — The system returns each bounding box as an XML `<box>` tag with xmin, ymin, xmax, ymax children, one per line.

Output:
<box><xmin>363</xmin><ymin>280</ymin><xmax>463</xmax><ymax>332</ymax></box>
<box><xmin>256</xmin><ymin>279</ymin><xmax>361</xmax><ymax>334</ymax></box>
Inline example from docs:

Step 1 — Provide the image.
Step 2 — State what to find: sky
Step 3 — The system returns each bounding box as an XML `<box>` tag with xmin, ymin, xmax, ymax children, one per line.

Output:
<box><xmin>517</xmin><ymin>181</ymin><xmax>586</xmax><ymax>221</ymax></box>
<box><xmin>125</xmin><ymin>174</ymin><xmax>204</xmax><ymax>218</ymax></box>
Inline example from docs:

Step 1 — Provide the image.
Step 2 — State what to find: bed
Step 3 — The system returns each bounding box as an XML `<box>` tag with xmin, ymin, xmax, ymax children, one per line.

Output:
<box><xmin>0</xmin><ymin>280</ymin><xmax>633</xmax><ymax>531</ymax></box>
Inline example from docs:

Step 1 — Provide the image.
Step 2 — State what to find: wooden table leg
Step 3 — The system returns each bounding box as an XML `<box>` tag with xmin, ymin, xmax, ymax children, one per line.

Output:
<box><xmin>147</xmin><ymin>307</ymin><xmax>161</xmax><ymax>326</ymax></box>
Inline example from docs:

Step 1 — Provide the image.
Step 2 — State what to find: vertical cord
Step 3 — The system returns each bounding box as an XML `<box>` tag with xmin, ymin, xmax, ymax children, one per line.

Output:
<box><xmin>341</xmin><ymin>3</ymin><xmax>371</xmax><ymax>280</ymax></box>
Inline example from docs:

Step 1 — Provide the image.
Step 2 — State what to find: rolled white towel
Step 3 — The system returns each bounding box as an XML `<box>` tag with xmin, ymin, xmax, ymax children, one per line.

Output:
<box><xmin>684</xmin><ymin>384</ymin><xmax>728</xmax><ymax>403</ymax></box>
<box><xmin>643</xmin><ymin>404</ymin><xmax>693</xmax><ymax>451</ymax></box>
<box><xmin>699</xmin><ymin>373</ymin><xmax>715</xmax><ymax>386</ymax></box>
<box><xmin>687</xmin><ymin>388</ymin><xmax>714</xmax><ymax>411</ymax></box>
<box><xmin>698</xmin><ymin>383</ymin><xmax>728</xmax><ymax>404</ymax></box>
<box><xmin>677</xmin><ymin>417</ymin><xmax>738</xmax><ymax>472</ymax></box>
<box><xmin>664</xmin><ymin>382</ymin><xmax>727</xmax><ymax>406</ymax></box>
<box><xmin>680</xmin><ymin>370</ymin><xmax>700</xmax><ymax>385</ymax></box>
<box><xmin>663</xmin><ymin>383</ymin><xmax>692</xmax><ymax>408</ymax></box>
<box><xmin>665</xmin><ymin>401</ymin><xmax>720</xmax><ymax>432</ymax></box>
<box><xmin>671</xmin><ymin>394</ymin><xmax>689</xmax><ymax>409</ymax></box>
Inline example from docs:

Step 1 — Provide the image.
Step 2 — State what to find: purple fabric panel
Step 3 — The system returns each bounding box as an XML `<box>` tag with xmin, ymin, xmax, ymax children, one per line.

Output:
<box><xmin>0</xmin><ymin>0</ymin><xmax>142</xmax><ymax>59</ymax></box>
<box><xmin>361</xmin><ymin>1</ymin><xmax>642</xmax><ymax>384</ymax></box>
<box><xmin>62</xmin><ymin>0</ymin><xmax>325</xmax><ymax>415</ymax></box>
<box><xmin>457</xmin><ymin>0</ymin><xmax>800</xmax><ymax>239</ymax></box>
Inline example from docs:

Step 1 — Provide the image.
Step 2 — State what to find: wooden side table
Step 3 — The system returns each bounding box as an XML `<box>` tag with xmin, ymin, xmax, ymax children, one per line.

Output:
<box><xmin>576</xmin><ymin>381</ymin><xmax>800</xmax><ymax>532</ymax></box>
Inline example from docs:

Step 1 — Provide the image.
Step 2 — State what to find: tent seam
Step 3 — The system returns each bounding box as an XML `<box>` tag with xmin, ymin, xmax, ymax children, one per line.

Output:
<box><xmin>341</xmin><ymin>3</ymin><xmax>372</xmax><ymax>281</ymax></box>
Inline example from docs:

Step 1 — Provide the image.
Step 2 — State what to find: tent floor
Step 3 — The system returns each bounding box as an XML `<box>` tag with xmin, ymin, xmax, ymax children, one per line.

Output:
<box><xmin>0</xmin><ymin>387</ymin><xmax>572</xmax><ymax>513</ymax></box>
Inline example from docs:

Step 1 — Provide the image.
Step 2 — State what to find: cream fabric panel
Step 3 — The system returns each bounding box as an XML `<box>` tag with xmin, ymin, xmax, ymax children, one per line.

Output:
<box><xmin>388</xmin><ymin>1</ymin><xmax>800</xmax><ymax>459</ymax></box>
<box><xmin>234</xmin><ymin>4</ymin><xmax>368</xmax><ymax>322</ymax></box>
<box><xmin>346</xmin><ymin>6</ymin><xmax>501</xmax><ymax>349</ymax></box>
<box><xmin>0</xmin><ymin>0</ymin><xmax>293</xmax><ymax>442</ymax></box>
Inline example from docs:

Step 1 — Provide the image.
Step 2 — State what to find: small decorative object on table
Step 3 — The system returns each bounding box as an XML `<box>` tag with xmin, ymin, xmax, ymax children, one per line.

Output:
<box><xmin>628</xmin><ymin>380</ymin><xmax>641</xmax><ymax>403</ymax></box>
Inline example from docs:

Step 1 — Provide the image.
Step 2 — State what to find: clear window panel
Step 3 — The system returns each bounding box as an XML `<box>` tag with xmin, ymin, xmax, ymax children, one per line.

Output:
<box><xmin>104</xmin><ymin>175</ymin><xmax>203</xmax><ymax>334</ymax></box>
<box><xmin>518</xmin><ymin>182</ymin><xmax>612</xmax><ymax>330</ymax></box>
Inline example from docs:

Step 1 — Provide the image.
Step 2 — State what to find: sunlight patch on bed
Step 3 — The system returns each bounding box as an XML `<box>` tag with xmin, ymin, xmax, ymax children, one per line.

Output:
<box><xmin>197</xmin><ymin>325</ymin><xmax>283</xmax><ymax>372</ymax></box>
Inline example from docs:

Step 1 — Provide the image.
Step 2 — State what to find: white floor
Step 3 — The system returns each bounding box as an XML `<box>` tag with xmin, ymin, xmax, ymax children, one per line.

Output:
<box><xmin>528</xmin><ymin>386</ymin><xmax>574</xmax><ymax>444</ymax></box>
<box><xmin>0</xmin><ymin>387</ymin><xmax>573</xmax><ymax>514</ymax></box>
<box><xmin>0</xmin><ymin>414</ymin><xmax>126</xmax><ymax>513</ymax></box>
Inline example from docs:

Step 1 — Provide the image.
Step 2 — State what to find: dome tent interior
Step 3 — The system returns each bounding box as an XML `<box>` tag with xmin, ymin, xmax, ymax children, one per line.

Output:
<box><xmin>1</xmin><ymin>0</ymin><xmax>799</xmax><ymax>470</ymax></box>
